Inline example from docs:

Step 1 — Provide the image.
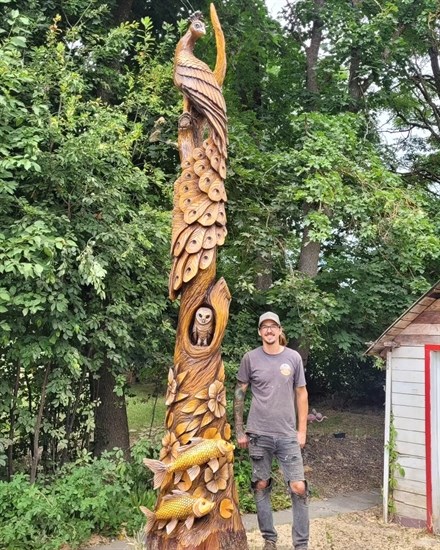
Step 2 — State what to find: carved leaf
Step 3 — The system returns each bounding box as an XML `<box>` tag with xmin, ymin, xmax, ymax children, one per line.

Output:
<box><xmin>206</xmin><ymin>480</ymin><xmax>219</xmax><ymax>493</ymax></box>
<box><xmin>165</xmin><ymin>393</ymin><xmax>175</xmax><ymax>406</ymax></box>
<box><xmin>188</xmin><ymin>464</ymin><xmax>201</xmax><ymax>481</ymax></box>
<box><xmin>166</xmin><ymin>411</ymin><xmax>174</xmax><ymax>429</ymax></box>
<box><xmin>176</xmin><ymin>371</ymin><xmax>188</xmax><ymax>385</ymax></box>
<box><xmin>203</xmin><ymin>427</ymin><xmax>219</xmax><ymax>439</ymax></box>
<box><xmin>181</xmin><ymin>399</ymin><xmax>200</xmax><ymax>414</ymax></box>
<box><xmin>166</xmin><ymin>518</ymin><xmax>178</xmax><ymax>535</ymax></box>
<box><xmin>194</xmin><ymin>388</ymin><xmax>209</xmax><ymax>400</ymax></box>
<box><xmin>180</xmin><ymin>429</ymin><xmax>198</xmax><ymax>445</ymax></box>
<box><xmin>200</xmin><ymin>410</ymin><xmax>214</xmax><ymax>428</ymax></box>
<box><xmin>217</xmin><ymin>366</ymin><xmax>225</xmax><ymax>382</ymax></box>
<box><xmin>193</xmin><ymin>486</ymin><xmax>205</xmax><ymax>498</ymax></box>
<box><xmin>177</xmin><ymin>471</ymin><xmax>192</xmax><ymax>491</ymax></box>
<box><xmin>193</xmin><ymin>402</ymin><xmax>209</xmax><ymax>416</ymax></box>
<box><xmin>220</xmin><ymin>498</ymin><xmax>234</xmax><ymax>519</ymax></box>
<box><xmin>174</xmin><ymin>392</ymin><xmax>189</xmax><ymax>403</ymax></box>
<box><xmin>216</xmin><ymin>478</ymin><xmax>227</xmax><ymax>491</ymax></box>
<box><xmin>186</xmin><ymin>418</ymin><xmax>200</xmax><ymax>432</ymax></box>
<box><xmin>223</xmin><ymin>423</ymin><xmax>231</xmax><ymax>440</ymax></box>
<box><xmin>175</xmin><ymin>422</ymin><xmax>189</xmax><ymax>436</ymax></box>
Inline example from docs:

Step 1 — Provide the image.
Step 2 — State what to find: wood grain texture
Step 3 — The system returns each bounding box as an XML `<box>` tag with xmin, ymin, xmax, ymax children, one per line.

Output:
<box><xmin>146</xmin><ymin>5</ymin><xmax>248</xmax><ymax>549</ymax></box>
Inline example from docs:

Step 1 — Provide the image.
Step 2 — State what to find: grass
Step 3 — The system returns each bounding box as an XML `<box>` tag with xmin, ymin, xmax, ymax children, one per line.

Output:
<box><xmin>307</xmin><ymin>408</ymin><xmax>383</xmax><ymax>439</ymax></box>
<box><xmin>126</xmin><ymin>384</ymin><xmax>166</xmax><ymax>436</ymax></box>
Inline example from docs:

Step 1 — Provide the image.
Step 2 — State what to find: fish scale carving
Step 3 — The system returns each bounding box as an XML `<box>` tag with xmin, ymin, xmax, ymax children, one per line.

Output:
<box><xmin>169</xmin><ymin>137</ymin><xmax>227</xmax><ymax>300</ymax></box>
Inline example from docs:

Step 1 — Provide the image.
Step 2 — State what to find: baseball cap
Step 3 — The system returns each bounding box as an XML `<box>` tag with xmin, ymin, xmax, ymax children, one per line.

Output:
<box><xmin>258</xmin><ymin>312</ymin><xmax>281</xmax><ymax>327</ymax></box>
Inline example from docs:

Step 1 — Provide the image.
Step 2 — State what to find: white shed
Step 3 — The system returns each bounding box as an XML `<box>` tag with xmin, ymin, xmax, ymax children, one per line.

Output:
<box><xmin>367</xmin><ymin>280</ymin><xmax>440</xmax><ymax>533</ymax></box>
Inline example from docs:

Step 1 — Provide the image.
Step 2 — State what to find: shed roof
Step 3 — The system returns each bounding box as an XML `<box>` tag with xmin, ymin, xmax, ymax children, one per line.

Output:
<box><xmin>366</xmin><ymin>279</ymin><xmax>440</xmax><ymax>356</ymax></box>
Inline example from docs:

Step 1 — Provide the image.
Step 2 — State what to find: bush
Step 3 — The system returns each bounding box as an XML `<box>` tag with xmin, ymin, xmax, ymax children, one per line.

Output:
<box><xmin>0</xmin><ymin>443</ymin><xmax>157</xmax><ymax>550</ymax></box>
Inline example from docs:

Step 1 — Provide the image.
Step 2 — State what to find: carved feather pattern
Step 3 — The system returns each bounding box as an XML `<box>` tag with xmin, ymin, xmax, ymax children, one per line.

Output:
<box><xmin>169</xmin><ymin>137</ymin><xmax>227</xmax><ymax>300</ymax></box>
<box><xmin>168</xmin><ymin>16</ymin><xmax>228</xmax><ymax>301</ymax></box>
<box><xmin>174</xmin><ymin>58</ymin><xmax>228</xmax><ymax>159</ymax></box>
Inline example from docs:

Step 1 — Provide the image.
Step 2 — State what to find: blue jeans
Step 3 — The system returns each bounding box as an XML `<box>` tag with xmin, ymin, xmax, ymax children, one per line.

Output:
<box><xmin>248</xmin><ymin>433</ymin><xmax>309</xmax><ymax>550</ymax></box>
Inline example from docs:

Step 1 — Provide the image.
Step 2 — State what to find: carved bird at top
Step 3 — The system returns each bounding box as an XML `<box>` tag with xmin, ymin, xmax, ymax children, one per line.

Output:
<box><xmin>174</xmin><ymin>12</ymin><xmax>228</xmax><ymax>159</ymax></box>
<box><xmin>169</xmin><ymin>9</ymin><xmax>228</xmax><ymax>300</ymax></box>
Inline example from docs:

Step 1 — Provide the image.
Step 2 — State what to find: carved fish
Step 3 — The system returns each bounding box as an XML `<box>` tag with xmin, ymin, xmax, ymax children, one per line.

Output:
<box><xmin>141</xmin><ymin>489</ymin><xmax>215</xmax><ymax>534</ymax></box>
<box><xmin>143</xmin><ymin>438</ymin><xmax>234</xmax><ymax>489</ymax></box>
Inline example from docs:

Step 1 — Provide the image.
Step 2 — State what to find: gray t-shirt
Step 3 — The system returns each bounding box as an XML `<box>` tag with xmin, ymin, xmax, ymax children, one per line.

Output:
<box><xmin>237</xmin><ymin>346</ymin><xmax>306</xmax><ymax>437</ymax></box>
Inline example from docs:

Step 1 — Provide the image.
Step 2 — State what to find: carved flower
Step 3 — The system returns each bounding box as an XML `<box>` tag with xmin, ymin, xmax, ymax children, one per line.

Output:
<box><xmin>159</xmin><ymin>431</ymin><xmax>180</xmax><ymax>464</ymax></box>
<box><xmin>207</xmin><ymin>380</ymin><xmax>226</xmax><ymax>418</ymax></box>
<box><xmin>204</xmin><ymin>463</ymin><xmax>229</xmax><ymax>493</ymax></box>
<box><xmin>165</xmin><ymin>366</ymin><xmax>188</xmax><ymax>406</ymax></box>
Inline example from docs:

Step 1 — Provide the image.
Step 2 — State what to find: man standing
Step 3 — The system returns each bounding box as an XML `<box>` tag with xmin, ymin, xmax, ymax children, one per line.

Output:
<box><xmin>234</xmin><ymin>312</ymin><xmax>309</xmax><ymax>550</ymax></box>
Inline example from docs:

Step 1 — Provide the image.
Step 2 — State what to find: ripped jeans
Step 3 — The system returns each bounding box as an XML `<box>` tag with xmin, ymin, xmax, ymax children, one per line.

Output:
<box><xmin>248</xmin><ymin>433</ymin><xmax>309</xmax><ymax>550</ymax></box>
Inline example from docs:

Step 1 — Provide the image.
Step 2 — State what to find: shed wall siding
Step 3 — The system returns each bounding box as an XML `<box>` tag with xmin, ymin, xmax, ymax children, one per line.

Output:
<box><xmin>391</xmin><ymin>347</ymin><xmax>427</xmax><ymax>522</ymax></box>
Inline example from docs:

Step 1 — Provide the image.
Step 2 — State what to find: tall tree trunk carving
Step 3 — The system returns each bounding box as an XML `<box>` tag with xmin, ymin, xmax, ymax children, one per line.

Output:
<box><xmin>144</xmin><ymin>5</ymin><xmax>248</xmax><ymax>549</ymax></box>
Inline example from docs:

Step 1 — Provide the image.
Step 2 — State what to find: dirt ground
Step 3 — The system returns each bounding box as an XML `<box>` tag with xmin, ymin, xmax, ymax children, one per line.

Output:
<box><xmin>303</xmin><ymin>432</ymin><xmax>383</xmax><ymax>498</ymax></box>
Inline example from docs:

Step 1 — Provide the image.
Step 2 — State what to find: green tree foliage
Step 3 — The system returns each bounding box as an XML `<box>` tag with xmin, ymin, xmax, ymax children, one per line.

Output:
<box><xmin>0</xmin><ymin>2</ymin><xmax>177</xmax><ymax>478</ymax></box>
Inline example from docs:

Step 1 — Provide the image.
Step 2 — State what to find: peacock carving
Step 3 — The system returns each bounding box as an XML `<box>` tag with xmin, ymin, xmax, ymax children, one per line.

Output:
<box><xmin>169</xmin><ymin>10</ymin><xmax>228</xmax><ymax>301</ymax></box>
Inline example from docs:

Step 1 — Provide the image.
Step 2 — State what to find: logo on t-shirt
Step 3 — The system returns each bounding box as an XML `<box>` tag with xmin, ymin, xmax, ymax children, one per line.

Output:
<box><xmin>279</xmin><ymin>363</ymin><xmax>292</xmax><ymax>376</ymax></box>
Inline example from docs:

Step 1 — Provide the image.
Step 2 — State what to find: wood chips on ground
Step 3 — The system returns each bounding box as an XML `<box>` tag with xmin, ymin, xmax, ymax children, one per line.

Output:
<box><xmin>246</xmin><ymin>507</ymin><xmax>440</xmax><ymax>550</ymax></box>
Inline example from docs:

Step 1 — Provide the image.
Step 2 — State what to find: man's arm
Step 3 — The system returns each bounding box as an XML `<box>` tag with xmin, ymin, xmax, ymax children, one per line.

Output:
<box><xmin>234</xmin><ymin>382</ymin><xmax>249</xmax><ymax>449</ymax></box>
<box><xmin>295</xmin><ymin>385</ymin><xmax>308</xmax><ymax>448</ymax></box>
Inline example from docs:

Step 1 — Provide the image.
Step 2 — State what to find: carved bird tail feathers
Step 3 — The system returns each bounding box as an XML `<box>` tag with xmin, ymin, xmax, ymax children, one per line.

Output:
<box><xmin>169</xmin><ymin>137</ymin><xmax>227</xmax><ymax>300</ymax></box>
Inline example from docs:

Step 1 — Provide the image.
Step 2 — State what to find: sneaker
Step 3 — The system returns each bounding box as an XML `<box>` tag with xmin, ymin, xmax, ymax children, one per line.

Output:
<box><xmin>263</xmin><ymin>541</ymin><xmax>277</xmax><ymax>550</ymax></box>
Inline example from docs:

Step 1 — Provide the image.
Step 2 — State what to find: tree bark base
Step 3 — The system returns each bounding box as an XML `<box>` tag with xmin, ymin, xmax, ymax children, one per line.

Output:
<box><xmin>146</xmin><ymin>527</ymin><xmax>249</xmax><ymax>549</ymax></box>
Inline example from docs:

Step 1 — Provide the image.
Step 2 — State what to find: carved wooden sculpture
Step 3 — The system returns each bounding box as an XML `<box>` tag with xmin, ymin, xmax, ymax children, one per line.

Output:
<box><xmin>143</xmin><ymin>5</ymin><xmax>248</xmax><ymax>550</ymax></box>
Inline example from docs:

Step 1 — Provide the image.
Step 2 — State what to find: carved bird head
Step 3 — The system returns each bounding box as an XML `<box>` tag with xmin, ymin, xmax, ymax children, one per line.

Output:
<box><xmin>195</xmin><ymin>307</ymin><xmax>212</xmax><ymax>325</ymax></box>
<box><xmin>188</xmin><ymin>11</ymin><xmax>206</xmax><ymax>38</ymax></box>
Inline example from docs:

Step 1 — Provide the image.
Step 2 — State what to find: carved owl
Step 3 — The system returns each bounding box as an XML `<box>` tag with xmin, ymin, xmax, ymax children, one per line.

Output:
<box><xmin>191</xmin><ymin>307</ymin><xmax>214</xmax><ymax>346</ymax></box>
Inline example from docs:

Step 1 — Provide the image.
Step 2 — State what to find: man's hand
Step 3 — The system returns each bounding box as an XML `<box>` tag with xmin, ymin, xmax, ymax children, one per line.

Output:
<box><xmin>236</xmin><ymin>429</ymin><xmax>249</xmax><ymax>449</ymax></box>
<box><xmin>297</xmin><ymin>429</ymin><xmax>307</xmax><ymax>448</ymax></box>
